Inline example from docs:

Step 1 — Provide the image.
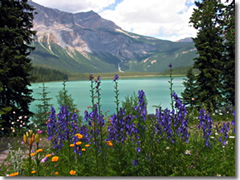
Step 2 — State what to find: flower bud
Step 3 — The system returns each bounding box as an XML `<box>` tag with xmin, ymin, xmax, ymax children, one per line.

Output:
<box><xmin>29</xmin><ymin>138</ymin><xmax>33</xmax><ymax>146</ymax></box>
<box><xmin>23</xmin><ymin>134</ymin><xmax>27</xmax><ymax>144</ymax></box>
<box><xmin>31</xmin><ymin>134</ymin><xmax>35</xmax><ymax>143</ymax></box>
<box><xmin>35</xmin><ymin>134</ymin><xmax>40</xmax><ymax>144</ymax></box>
<box><xmin>29</xmin><ymin>130</ymin><xmax>33</xmax><ymax>135</ymax></box>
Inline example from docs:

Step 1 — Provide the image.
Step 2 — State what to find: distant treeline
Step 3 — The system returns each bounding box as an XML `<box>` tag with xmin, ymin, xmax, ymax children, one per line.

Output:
<box><xmin>68</xmin><ymin>66</ymin><xmax>196</xmax><ymax>81</ymax></box>
<box><xmin>30</xmin><ymin>66</ymin><xmax>68</xmax><ymax>82</ymax></box>
<box><xmin>30</xmin><ymin>65</ymin><xmax>196</xmax><ymax>83</ymax></box>
<box><xmin>68</xmin><ymin>72</ymin><xmax>161</xmax><ymax>80</ymax></box>
<box><xmin>160</xmin><ymin>66</ymin><xmax>199</xmax><ymax>76</ymax></box>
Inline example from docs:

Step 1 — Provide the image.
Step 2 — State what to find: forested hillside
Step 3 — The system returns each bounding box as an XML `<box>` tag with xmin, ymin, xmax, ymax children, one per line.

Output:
<box><xmin>30</xmin><ymin>66</ymin><xmax>68</xmax><ymax>82</ymax></box>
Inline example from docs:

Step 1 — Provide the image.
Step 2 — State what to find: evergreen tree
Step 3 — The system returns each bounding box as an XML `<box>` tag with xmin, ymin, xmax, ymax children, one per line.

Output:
<box><xmin>219</xmin><ymin>0</ymin><xmax>235</xmax><ymax>106</ymax></box>
<box><xmin>56</xmin><ymin>80</ymin><xmax>78</xmax><ymax>113</ymax></box>
<box><xmin>181</xmin><ymin>68</ymin><xmax>198</xmax><ymax>109</ymax></box>
<box><xmin>33</xmin><ymin>83</ymin><xmax>52</xmax><ymax>130</ymax></box>
<box><xmin>187</xmin><ymin>0</ymin><xmax>234</xmax><ymax>112</ymax></box>
<box><xmin>0</xmin><ymin>0</ymin><xmax>36</xmax><ymax>135</ymax></box>
<box><xmin>56</xmin><ymin>80</ymin><xmax>82</xmax><ymax>123</ymax></box>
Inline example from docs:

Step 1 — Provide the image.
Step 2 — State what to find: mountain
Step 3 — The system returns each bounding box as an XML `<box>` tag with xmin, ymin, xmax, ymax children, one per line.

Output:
<box><xmin>176</xmin><ymin>37</ymin><xmax>193</xmax><ymax>43</ymax></box>
<box><xmin>29</xmin><ymin>1</ymin><xmax>197</xmax><ymax>73</ymax></box>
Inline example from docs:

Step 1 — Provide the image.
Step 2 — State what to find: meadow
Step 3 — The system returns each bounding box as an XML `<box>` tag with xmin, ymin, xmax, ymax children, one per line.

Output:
<box><xmin>0</xmin><ymin>69</ymin><xmax>235</xmax><ymax>177</ymax></box>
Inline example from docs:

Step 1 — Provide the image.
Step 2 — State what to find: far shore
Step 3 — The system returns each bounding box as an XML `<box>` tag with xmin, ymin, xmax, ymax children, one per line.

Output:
<box><xmin>31</xmin><ymin>73</ymin><xmax>186</xmax><ymax>84</ymax></box>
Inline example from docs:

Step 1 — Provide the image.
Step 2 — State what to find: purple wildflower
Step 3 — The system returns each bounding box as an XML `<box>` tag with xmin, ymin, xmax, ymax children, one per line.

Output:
<box><xmin>155</xmin><ymin>108</ymin><xmax>174</xmax><ymax>143</ymax></box>
<box><xmin>172</xmin><ymin>92</ymin><xmax>189</xmax><ymax>143</ymax></box>
<box><xmin>89</xmin><ymin>73</ymin><xmax>94</xmax><ymax>80</ymax></box>
<box><xmin>40</xmin><ymin>156</ymin><xmax>47</xmax><ymax>163</ymax></box>
<box><xmin>232</xmin><ymin>111</ymin><xmax>235</xmax><ymax>134</ymax></box>
<box><xmin>47</xmin><ymin>106</ymin><xmax>80</xmax><ymax>150</ymax></box>
<box><xmin>132</xmin><ymin>159</ymin><xmax>138</xmax><ymax>166</ymax></box>
<box><xmin>198</xmin><ymin>108</ymin><xmax>213</xmax><ymax>147</ymax></box>
<box><xmin>113</xmin><ymin>74</ymin><xmax>119</xmax><ymax>81</ymax></box>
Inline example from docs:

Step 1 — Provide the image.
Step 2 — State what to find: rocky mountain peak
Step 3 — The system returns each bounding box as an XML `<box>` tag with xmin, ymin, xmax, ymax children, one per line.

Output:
<box><xmin>29</xmin><ymin>1</ymin><xmax>196</xmax><ymax>73</ymax></box>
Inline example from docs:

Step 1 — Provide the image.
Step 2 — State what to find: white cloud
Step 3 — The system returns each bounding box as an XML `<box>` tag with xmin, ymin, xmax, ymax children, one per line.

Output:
<box><xmin>32</xmin><ymin>0</ymin><xmax>197</xmax><ymax>41</ymax></box>
<box><xmin>32</xmin><ymin>0</ymin><xmax>115</xmax><ymax>13</ymax></box>
<box><xmin>99</xmin><ymin>0</ymin><xmax>197</xmax><ymax>41</ymax></box>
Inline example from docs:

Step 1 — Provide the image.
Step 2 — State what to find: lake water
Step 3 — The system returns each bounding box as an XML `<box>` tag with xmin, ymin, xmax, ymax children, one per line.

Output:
<box><xmin>29</xmin><ymin>76</ymin><xmax>185</xmax><ymax>115</ymax></box>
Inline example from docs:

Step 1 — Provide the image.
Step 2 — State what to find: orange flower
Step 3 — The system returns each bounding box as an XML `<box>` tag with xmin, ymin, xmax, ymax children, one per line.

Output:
<box><xmin>81</xmin><ymin>148</ymin><xmax>86</xmax><ymax>151</ymax></box>
<box><xmin>75</xmin><ymin>133</ymin><xmax>83</xmax><ymax>139</ymax></box>
<box><xmin>9</xmin><ymin>172</ymin><xmax>19</xmax><ymax>176</ymax></box>
<box><xmin>46</xmin><ymin>154</ymin><xmax>52</xmax><ymax>157</ymax></box>
<box><xmin>75</xmin><ymin>141</ymin><xmax>82</xmax><ymax>145</ymax></box>
<box><xmin>106</xmin><ymin>141</ymin><xmax>113</xmax><ymax>146</ymax></box>
<box><xmin>36</xmin><ymin>149</ymin><xmax>43</xmax><ymax>153</ymax></box>
<box><xmin>51</xmin><ymin>156</ymin><xmax>59</xmax><ymax>162</ymax></box>
<box><xmin>69</xmin><ymin>170</ymin><xmax>76</xmax><ymax>175</ymax></box>
<box><xmin>55</xmin><ymin>172</ymin><xmax>59</xmax><ymax>175</ymax></box>
<box><xmin>30</xmin><ymin>153</ymin><xmax>36</xmax><ymax>157</ymax></box>
<box><xmin>69</xmin><ymin>144</ymin><xmax>74</xmax><ymax>147</ymax></box>
<box><xmin>85</xmin><ymin>144</ymin><xmax>90</xmax><ymax>147</ymax></box>
<box><xmin>31</xmin><ymin>170</ymin><xmax>36</xmax><ymax>174</ymax></box>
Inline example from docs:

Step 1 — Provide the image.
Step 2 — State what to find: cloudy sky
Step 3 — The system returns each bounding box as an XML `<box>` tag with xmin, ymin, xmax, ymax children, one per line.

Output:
<box><xmin>31</xmin><ymin>0</ymin><xmax>198</xmax><ymax>41</ymax></box>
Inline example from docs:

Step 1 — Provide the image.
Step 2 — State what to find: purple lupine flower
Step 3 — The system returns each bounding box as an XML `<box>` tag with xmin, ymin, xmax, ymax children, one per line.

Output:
<box><xmin>172</xmin><ymin>92</ymin><xmax>189</xmax><ymax>143</ymax></box>
<box><xmin>132</xmin><ymin>159</ymin><xmax>138</xmax><ymax>166</ymax></box>
<box><xmin>95</xmin><ymin>76</ymin><xmax>101</xmax><ymax>91</ymax></box>
<box><xmin>198</xmin><ymin>108</ymin><xmax>213</xmax><ymax>147</ymax></box>
<box><xmin>155</xmin><ymin>107</ymin><xmax>174</xmax><ymax>143</ymax></box>
<box><xmin>219</xmin><ymin>136</ymin><xmax>222</xmax><ymax>143</ymax></box>
<box><xmin>113</xmin><ymin>74</ymin><xmax>119</xmax><ymax>81</ymax></box>
<box><xmin>107</xmin><ymin>108</ymin><xmax>137</xmax><ymax>143</ymax></box>
<box><xmin>84</xmin><ymin>104</ymin><xmax>105</xmax><ymax>152</ymax></box>
<box><xmin>47</xmin><ymin>106</ymin><xmax>80</xmax><ymax>150</ymax></box>
<box><xmin>136</xmin><ymin>147</ymin><xmax>141</xmax><ymax>153</ymax></box>
<box><xmin>89</xmin><ymin>73</ymin><xmax>94</xmax><ymax>80</ymax></box>
<box><xmin>47</xmin><ymin>106</ymin><xmax>57</xmax><ymax>141</ymax></box>
<box><xmin>218</xmin><ymin>122</ymin><xmax>230</xmax><ymax>146</ymax></box>
<box><xmin>232</xmin><ymin>111</ymin><xmax>235</xmax><ymax>134</ymax></box>
<box><xmin>169</xmin><ymin>63</ymin><xmax>172</xmax><ymax>68</ymax></box>
<box><xmin>135</xmin><ymin>90</ymin><xmax>147</xmax><ymax>139</ymax></box>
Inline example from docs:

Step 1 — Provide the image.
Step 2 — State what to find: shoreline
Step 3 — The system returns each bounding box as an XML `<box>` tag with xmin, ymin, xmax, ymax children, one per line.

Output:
<box><xmin>31</xmin><ymin>73</ymin><xmax>186</xmax><ymax>84</ymax></box>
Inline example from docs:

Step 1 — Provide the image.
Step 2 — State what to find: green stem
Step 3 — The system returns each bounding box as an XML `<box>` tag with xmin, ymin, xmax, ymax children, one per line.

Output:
<box><xmin>36</xmin><ymin>143</ymin><xmax>40</xmax><ymax>176</ymax></box>
<box><xmin>169</xmin><ymin>65</ymin><xmax>177</xmax><ymax>160</ymax></box>
<box><xmin>114</xmin><ymin>81</ymin><xmax>120</xmax><ymax>115</ymax></box>
<box><xmin>90</xmin><ymin>80</ymin><xmax>95</xmax><ymax>110</ymax></box>
<box><xmin>28</xmin><ymin>146</ymin><xmax>32</xmax><ymax>176</ymax></box>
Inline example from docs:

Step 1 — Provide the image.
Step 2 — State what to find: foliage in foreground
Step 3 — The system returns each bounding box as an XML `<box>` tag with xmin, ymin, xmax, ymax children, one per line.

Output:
<box><xmin>1</xmin><ymin>73</ymin><xmax>235</xmax><ymax>177</ymax></box>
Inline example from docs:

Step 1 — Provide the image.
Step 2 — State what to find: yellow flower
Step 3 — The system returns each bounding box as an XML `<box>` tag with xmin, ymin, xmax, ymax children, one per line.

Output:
<box><xmin>69</xmin><ymin>170</ymin><xmax>76</xmax><ymax>175</ymax></box>
<box><xmin>30</xmin><ymin>153</ymin><xmax>36</xmax><ymax>157</ymax></box>
<box><xmin>75</xmin><ymin>141</ymin><xmax>82</xmax><ymax>145</ymax></box>
<box><xmin>46</xmin><ymin>154</ymin><xmax>52</xmax><ymax>157</ymax></box>
<box><xmin>51</xmin><ymin>156</ymin><xmax>59</xmax><ymax>162</ymax></box>
<box><xmin>85</xmin><ymin>144</ymin><xmax>90</xmax><ymax>147</ymax></box>
<box><xmin>9</xmin><ymin>172</ymin><xmax>19</xmax><ymax>176</ymax></box>
<box><xmin>70</xmin><ymin>144</ymin><xmax>74</xmax><ymax>147</ymax></box>
<box><xmin>36</xmin><ymin>149</ymin><xmax>43</xmax><ymax>153</ymax></box>
<box><xmin>81</xmin><ymin>148</ymin><xmax>86</xmax><ymax>151</ymax></box>
<box><xmin>55</xmin><ymin>172</ymin><xmax>59</xmax><ymax>175</ymax></box>
<box><xmin>75</xmin><ymin>133</ymin><xmax>83</xmax><ymax>139</ymax></box>
<box><xmin>31</xmin><ymin>170</ymin><xmax>36</xmax><ymax>174</ymax></box>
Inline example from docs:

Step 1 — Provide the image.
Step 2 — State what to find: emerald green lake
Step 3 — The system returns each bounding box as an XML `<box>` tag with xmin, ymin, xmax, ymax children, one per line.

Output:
<box><xmin>29</xmin><ymin>76</ymin><xmax>185</xmax><ymax>115</ymax></box>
